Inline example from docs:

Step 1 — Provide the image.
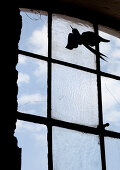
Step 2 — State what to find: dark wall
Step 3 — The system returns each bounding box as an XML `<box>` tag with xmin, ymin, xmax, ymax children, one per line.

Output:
<box><xmin>7</xmin><ymin>7</ymin><xmax>22</xmax><ymax>170</ymax></box>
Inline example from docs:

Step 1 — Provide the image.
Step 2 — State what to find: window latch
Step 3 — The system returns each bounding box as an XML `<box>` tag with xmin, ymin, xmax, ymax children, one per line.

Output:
<box><xmin>97</xmin><ymin>123</ymin><xmax>110</xmax><ymax>130</ymax></box>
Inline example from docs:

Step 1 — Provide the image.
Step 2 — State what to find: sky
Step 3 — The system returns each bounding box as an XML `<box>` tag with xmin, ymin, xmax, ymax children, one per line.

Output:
<box><xmin>15</xmin><ymin>10</ymin><xmax>120</xmax><ymax>170</ymax></box>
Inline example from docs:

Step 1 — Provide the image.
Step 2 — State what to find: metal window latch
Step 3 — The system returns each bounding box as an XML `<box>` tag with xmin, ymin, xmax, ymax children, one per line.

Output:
<box><xmin>103</xmin><ymin>123</ymin><xmax>110</xmax><ymax>128</ymax></box>
<box><xmin>97</xmin><ymin>123</ymin><xmax>110</xmax><ymax>130</ymax></box>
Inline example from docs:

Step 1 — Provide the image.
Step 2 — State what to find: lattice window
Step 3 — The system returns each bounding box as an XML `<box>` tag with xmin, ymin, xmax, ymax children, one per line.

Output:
<box><xmin>15</xmin><ymin>8</ymin><xmax>120</xmax><ymax>170</ymax></box>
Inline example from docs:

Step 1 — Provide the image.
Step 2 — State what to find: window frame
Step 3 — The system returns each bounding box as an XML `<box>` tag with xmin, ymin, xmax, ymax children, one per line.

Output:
<box><xmin>17</xmin><ymin>9</ymin><xmax>120</xmax><ymax>170</ymax></box>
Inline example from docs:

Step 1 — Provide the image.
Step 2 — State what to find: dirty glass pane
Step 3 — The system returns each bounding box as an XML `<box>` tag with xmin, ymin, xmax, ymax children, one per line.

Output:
<box><xmin>99</xmin><ymin>27</ymin><xmax>120</xmax><ymax>76</ymax></box>
<box><xmin>15</xmin><ymin>120</ymin><xmax>48</xmax><ymax>170</ymax></box>
<box><xmin>52</xmin><ymin>64</ymin><xmax>98</xmax><ymax>127</ymax></box>
<box><xmin>52</xmin><ymin>14</ymin><xmax>96</xmax><ymax>69</ymax></box>
<box><xmin>105</xmin><ymin>137</ymin><xmax>120</xmax><ymax>170</ymax></box>
<box><xmin>19</xmin><ymin>9</ymin><xmax>48</xmax><ymax>57</ymax></box>
<box><xmin>17</xmin><ymin>54</ymin><xmax>47</xmax><ymax>117</ymax></box>
<box><xmin>101</xmin><ymin>77</ymin><xmax>120</xmax><ymax>132</ymax></box>
<box><xmin>53</xmin><ymin>127</ymin><xmax>102</xmax><ymax>170</ymax></box>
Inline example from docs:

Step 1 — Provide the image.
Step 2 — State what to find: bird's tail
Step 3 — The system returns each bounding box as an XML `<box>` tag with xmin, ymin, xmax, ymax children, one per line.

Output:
<box><xmin>100</xmin><ymin>37</ymin><xmax>110</xmax><ymax>42</ymax></box>
<box><xmin>100</xmin><ymin>56</ymin><xmax>108</xmax><ymax>62</ymax></box>
<box><xmin>99</xmin><ymin>51</ymin><xmax>108</xmax><ymax>62</ymax></box>
<box><xmin>84</xmin><ymin>44</ymin><xmax>108</xmax><ymax>62</ymax></box>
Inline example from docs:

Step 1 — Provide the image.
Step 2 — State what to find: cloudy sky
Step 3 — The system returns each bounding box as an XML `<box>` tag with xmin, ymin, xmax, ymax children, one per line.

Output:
<box><xmin>15</xmin><ymin>11</ymin><xmax>120</xmax><ymax>170</ymax></box>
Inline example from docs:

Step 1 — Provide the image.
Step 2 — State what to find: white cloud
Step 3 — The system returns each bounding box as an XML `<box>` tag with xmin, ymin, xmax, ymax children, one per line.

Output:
<box><xmin>104</xmin><ymin>110</ymin><xmax>120</xmax><ymax>123</ymax></box>
<box><xmin>114</xmin><ymin>38</ymin><xmax>120</xmax><ymax>47</ymax></box>
<box><xmin>29</xmin><ymin>25</ymin><xmax>48</xmax><ymax>56</ymax></box>
<box><xmin>106</xmin><ymin>63</ymin><xmax>120</xmax><ymax>76</ymax></box>
<box><xmin>33</xmin><ymin>61</ymin><xmax>47</xmax><ymax>77</ymax></box>
<box><xmin>111</xmin><ymin>49</ymin><xmax>120</xmax><ymax>60</ymax></box>
<box><xmin>18</xmin><ymin>93</ymin><xmax>46</xmax><ymax>105</ymax></box>
<box><xmin>34</xmin><ymin>133</ymin><xmax>47</xmax><ymax>143</ymax></box>
<box><xmin>102</xmin><ymin>77</ymin><xmax>120</xmax><ymax>129</ymax></box>
<box><xmin>100</xmin><ymin>31</ymin><xmax>120</xmax><ymax>76</ymax></box>
<box><xmin>17</xmin><ymin>72</ymin><xmax>30</xmax><ymax>84</ymax></box>
<box><xmin>16</xmin><ymin>120</ymin><xmax>46</xmax><ymax>132</ymax></box>
<box><xmin>15</xmin><ymin>120</ymin><xmax>47</xmax><ymax>143</ymax></box>
<box><xmin>99</xmin><ymin>43</ymin><xmax>111</xmax><ymax>56</ymax></box>
<box><xmin>102</xmin><ymin>77</ymin><xmax>120</xmax><ymax>111</ymax></box>
<box><xmin>18</xmin><ymin>54</ymin><xmax>27</xmax><ymax>64</ymax></box>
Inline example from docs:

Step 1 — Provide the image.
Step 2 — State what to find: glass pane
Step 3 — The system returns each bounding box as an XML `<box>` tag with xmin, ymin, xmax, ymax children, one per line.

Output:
<box><xmin>52</xmin><ymin>64</ymin><xmax>98</xmax><ymax>127</ymax></box>
<box><xmin>101</xmin><ymin>77</ymin><xmax>120</xmax><ymax>132</ymax></box>
<box><xmin>99</xmin><ymin>27</ymin><xmax>120</xmax><ymax>76</ymax></box>
<box><xmin>52</xmin><ymin>14</ymin><xmax>96</xmax><ymax>69</ymax></box>
<box><xmin>17</xmin><ymin>54</ymin><xmax>47</xmax><ymax>117</ymax></box>
<box><xmin>15</xmin><ymin>120</ymin><xmax>48</xmax><ymax>170</ymax></box>
<box><xmin>53</xmin><ymin>127</ymin><xmax>102</xmax><ymax>170</ymax></box>
<box><xmin>105</xmin><ymin>137</ymin><xmax>120</xmax><ymax>170</ymax></box>
<box><xmin>19</xmin><ymin>9</ymin><xmax>48</xmax><ymax>56</ymax></box>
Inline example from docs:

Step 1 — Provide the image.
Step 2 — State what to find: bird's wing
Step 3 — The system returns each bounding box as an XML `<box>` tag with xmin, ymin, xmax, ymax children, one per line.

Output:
<box><xmin>66</xmin><ymin>33</ymin><xmax>78</xmax><ymax>50</ymax></box>
<box><xmin>81</xmin><ymin>31</ymin><xmax>97</xmax><ymax>46</ymax></box>
<box><xmin>83</xmin><ymin>44</ymin><xmax>108</xmax><ymax>61</ymax></box>
<box><xmin>81</xmin><ymin>31</ymin><xmax>95</xmax><ymax>40</ymax></box>
<box><xmin>82</xmin><ymin>31</ymin><xmax>94</xmax><ymax>36</ymax></box>
<box><xmin>82</xmin><ymin>32</ymin><xmax>110</xmax><ymax>46</ymax></box>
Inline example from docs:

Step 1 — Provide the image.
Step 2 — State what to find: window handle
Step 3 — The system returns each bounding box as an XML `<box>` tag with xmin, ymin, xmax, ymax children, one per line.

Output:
<box><xmin>103</xmin><ymin>123</ymin><xmax>110</xmax><ymax>128</ymax></box>
<box><xmin>97</xmin><ymin>123</ymin><xmax>110</xmax><ymax>130</ymax></box>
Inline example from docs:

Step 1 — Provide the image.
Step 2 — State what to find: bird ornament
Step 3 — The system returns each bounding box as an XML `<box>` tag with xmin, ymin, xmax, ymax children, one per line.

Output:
<box><xmin>66</xmin><ymin>26</ymin><xmax>110</xmax><ymax>61</ymax></box>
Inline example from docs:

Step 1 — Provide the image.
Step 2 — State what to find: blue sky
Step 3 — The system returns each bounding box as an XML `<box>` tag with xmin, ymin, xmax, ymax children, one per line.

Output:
<box><xmin>15</xmin><ymin>10</ymin><xmax>120</xmax><ymax>170</ymax></box>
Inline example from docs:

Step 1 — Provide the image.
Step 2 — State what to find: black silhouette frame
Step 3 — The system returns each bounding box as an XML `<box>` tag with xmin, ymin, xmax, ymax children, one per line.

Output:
<box><xmin>17</xmin><ymin>10</ymin><xmax>120</xmax><ymax>170</ymax></box>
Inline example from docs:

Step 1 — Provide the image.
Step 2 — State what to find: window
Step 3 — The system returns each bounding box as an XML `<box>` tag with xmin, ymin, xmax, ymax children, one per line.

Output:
<box><xmin>15</xmin><ymin>8</ymin><xmax>120</xmax><ymax>170</ymax></box>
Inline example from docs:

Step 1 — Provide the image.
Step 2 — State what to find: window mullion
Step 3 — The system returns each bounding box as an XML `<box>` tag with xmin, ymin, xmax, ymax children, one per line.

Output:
<box><xmin>94</xmin><ymin>23</ymin><xmax>106</xmax><ymax>170</ymax></box>
<box><xmin>47</xmin><ymin>11</ymin><xmax>53</xmax><ymax>170</ymax></box>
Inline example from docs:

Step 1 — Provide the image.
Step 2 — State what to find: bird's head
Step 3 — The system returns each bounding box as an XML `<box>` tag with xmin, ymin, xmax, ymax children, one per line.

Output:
<box><xmin>70</xmin><ymin>25</ymin><xmax>80</xmax><ymax>35</ymax></box>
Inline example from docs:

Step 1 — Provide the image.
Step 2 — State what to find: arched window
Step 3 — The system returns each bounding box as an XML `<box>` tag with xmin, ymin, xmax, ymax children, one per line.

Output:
<box><xmin>15</xmin><ymin>8</ymin><xmax>120</xmax><ymax>170</ymax></box>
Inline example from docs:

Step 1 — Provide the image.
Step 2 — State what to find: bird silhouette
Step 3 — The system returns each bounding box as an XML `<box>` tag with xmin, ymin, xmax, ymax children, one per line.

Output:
<box><xmin>66</xmin><ymin>26</ymin><xmax>110</xmax><ymax>61</ymax></box>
